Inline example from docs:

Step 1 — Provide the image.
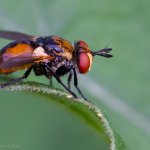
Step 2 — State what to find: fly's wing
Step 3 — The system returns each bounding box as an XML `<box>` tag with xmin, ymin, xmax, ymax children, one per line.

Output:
<box><xmin>0</xmin><ymin>42</ymin><xmax>53</xmax><ymax>73</ymax></box>
<box><xmin>0</xmin><ymin>30</ymin><xmax>35</xmax><ymax>41</ymax></box>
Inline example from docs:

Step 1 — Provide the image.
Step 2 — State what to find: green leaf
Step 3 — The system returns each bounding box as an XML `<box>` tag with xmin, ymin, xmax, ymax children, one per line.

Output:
<box><xmin>0</xmin><ymin>81</ymin><xmax>125</xmax><ymax>150</ymax></box>
<box><xmin>1</xmin><ymin>0</ymin><xmax>150</xmax><ymax>149</ymax></box>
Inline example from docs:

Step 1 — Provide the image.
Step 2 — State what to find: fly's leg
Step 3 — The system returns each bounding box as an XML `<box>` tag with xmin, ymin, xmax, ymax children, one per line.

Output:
<box><xmin>45</xmin><ymin>65</ymin><xmax>78</xmax><ymax>99</ymax></box>
<box><xmin>49</xmin><ymin>76</ymin><xmax>53</xmax><ymax>87</ymax></box>
<box><xmin>0</xmin><ymin>66</ymin><xmax>33</xmax><ymax>89</ymax></box>
<box><xmin>44</xmin><ymin>66</ymin><xmax>53</xmax><ymax>87</ymax></box>
<box><xmin>67</xmin><ymin>70</ymin><xmax>73</xmax><ymax>90</ymax></box>
<box><xmin>73</xmin><ymin>68</ymin><xmax>89</xmax><ymax>101</ymax></box>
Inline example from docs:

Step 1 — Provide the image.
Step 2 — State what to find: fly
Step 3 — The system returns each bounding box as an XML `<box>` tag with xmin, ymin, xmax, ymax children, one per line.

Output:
<box><xmin>0</xmin><ymin>30</ymin><xmax>113</xmax><ymax>101</ymax></box>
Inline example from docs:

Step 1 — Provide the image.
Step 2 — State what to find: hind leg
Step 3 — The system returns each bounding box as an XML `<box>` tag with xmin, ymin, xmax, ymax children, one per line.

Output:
<box><xmin>0</xmin><ymin>66</ymin><xmax>33</xmax><ymax>89</ymax></box>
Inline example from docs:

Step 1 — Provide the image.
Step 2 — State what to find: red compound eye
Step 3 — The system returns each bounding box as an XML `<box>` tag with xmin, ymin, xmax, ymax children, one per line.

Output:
<box><xmin>78</xmin><ymin>52</ymin><xmax>90</xmax><ymax>74</ymax></box>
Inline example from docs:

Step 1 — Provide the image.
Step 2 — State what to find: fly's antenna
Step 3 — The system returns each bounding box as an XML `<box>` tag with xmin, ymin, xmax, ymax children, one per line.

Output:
<box><xmin>92</xmin><ymin>48</ymin><xmax>113</xmax><ymax>58</ymax></box>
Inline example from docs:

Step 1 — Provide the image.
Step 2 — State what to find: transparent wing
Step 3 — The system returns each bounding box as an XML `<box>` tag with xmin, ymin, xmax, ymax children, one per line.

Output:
<box><xmin>0</xmin><ymin>53</ymin><xmax>44</xmax><ymax>68</ymax></box>
<box><xmin>0</xmin><ymin>43</ymin><xmax>52</xmax><ymax>69</ymax></box>
<box><xmin>0</xmin><ymin>30</ymin><xmax>35</xmax><ymax>41</ymax></box>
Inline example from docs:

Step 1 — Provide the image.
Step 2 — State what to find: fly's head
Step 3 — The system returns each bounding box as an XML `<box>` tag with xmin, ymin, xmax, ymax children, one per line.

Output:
<box><xmin>74</xmin><ymin>40</ymin><xmax>113</xmax><ymax>74</ymax></box>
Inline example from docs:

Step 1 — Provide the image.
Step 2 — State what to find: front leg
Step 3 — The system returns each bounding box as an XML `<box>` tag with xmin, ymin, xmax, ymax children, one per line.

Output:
<box><xmin>0</xmin><ymin>66</ymin><xmax>33</xmax><ymax>89</ymax></box>
<box><xmin>72</xmin><ymin>68</ymin><xmax>89</xmax><ymax>101</ymax></box>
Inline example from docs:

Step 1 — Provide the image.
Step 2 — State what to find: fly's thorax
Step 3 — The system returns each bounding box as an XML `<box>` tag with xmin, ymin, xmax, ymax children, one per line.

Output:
<box><xmin>36</xmin><ymin>36</ymin><xmax>74</xmax><ymax>61</ymax></box>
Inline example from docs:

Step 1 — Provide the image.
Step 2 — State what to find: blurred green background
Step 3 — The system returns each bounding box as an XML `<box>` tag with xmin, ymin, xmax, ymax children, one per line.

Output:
<box><xmin>0</xmin><ymin>0</ymin><xmax>150</xmax><ymax>149</ymax></box>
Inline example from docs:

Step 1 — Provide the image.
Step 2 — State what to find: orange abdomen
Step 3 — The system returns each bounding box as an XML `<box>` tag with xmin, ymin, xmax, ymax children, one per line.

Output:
<box><xmin>0</xmin><ymin>43</ymin><xmax>33</xmax><ymax>74</ymax></box>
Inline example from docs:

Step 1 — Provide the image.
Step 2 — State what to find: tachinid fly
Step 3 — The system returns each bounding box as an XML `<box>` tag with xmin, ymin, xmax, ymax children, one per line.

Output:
<box><xmin>0</xmin><ymin>30</ymin><xmax>113</xmax><ymax>101</ymax></box>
